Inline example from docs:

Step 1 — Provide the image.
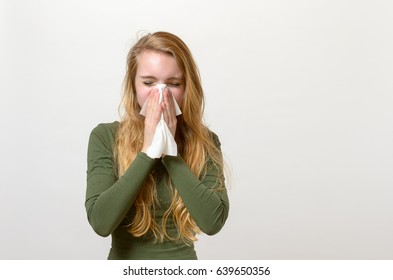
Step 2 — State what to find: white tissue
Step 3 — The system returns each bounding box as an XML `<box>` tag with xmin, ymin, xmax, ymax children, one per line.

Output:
<box><xmin>139</xmin><ymin>84</ymin><xmax>181</xmax><ymax>116</ymax></box>
<box><xmin>140</xmin><ymin>84</ymin><xmax>182</xmax><ymax>158</ymax></box>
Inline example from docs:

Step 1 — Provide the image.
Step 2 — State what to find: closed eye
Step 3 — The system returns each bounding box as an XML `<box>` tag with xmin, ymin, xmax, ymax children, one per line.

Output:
<box><xmin>168</xmin><ymin>83</ymin><xmax>180</xmax><ymax>87</ymax></box>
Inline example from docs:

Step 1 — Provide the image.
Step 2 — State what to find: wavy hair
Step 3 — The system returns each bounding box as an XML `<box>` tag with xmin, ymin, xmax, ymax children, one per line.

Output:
<box><xmin>115</xmin><ymin>31</ymin><xmax>224</xmax><ymax>243</ymax></box>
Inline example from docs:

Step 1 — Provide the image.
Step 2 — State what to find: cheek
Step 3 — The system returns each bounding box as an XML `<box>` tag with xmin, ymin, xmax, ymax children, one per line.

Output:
<box><xmin>171</xmin><ymin>88</ymin><xmax>185</xmax><ymax>106</ymax></box>
<box><xmin>136</xmin><ymin>87</ymin><xmax>150</xmax><ymax>107</ymax></box>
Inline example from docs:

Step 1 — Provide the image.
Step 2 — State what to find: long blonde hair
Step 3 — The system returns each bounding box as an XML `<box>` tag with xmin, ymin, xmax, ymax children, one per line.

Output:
<box><xmin>115</xmin><ymin>31</ymin><xmax>224</xmax><ymax>243</ymax></box>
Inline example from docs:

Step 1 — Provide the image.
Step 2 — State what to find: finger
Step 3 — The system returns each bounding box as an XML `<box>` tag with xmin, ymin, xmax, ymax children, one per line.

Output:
<box><xmin>163</xmin><ymin>89</ymin><xmax>176</xmax><ymax>117</ymax></box>
<box><xmin>146</xmin><ymin>91</ymin><xmax>162</xmax><ymax>123</ymax></box>
<box><xmin>162</xmin><ymin>90</ymin><xmax>177</xmax><ymax>136</ymax></box>
<box><xmin>161</xmin><ymin>95</ymin><xmax>169</xmax><ymax>121</ymax></box>
<box><xmin>148</xmin><ymin>89</ymin><xmax>160</xmax><ymax>111</ymax></box>
<box><xmin>162</xmin><ymin>91</ymin><xmax>172</xmax><ymax>122</ymax></box>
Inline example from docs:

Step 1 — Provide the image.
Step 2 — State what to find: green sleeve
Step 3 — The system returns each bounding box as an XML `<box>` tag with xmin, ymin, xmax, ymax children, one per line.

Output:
<box><xmin>85</xmin><ymin>124</ymin><xmax>156</xmax><ymax>237</ymax></box>
<box><xmin>161</xmin><ymin>134</ymin><xmax>229</xmax><ymax>235</ymax></box>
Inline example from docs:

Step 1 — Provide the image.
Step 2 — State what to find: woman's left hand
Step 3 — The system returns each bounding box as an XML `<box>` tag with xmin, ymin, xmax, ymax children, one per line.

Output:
<box><xmin>162</xmin><ymin>88</ymin><xmax>178</xmax><ymax>137</ymax></box>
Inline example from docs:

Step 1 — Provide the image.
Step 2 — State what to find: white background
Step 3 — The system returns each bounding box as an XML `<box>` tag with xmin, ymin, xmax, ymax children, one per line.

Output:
<box><xmin>1</xmin><ymin>0</ymin><xmax>392</xmax><ymax>259</ymax></box>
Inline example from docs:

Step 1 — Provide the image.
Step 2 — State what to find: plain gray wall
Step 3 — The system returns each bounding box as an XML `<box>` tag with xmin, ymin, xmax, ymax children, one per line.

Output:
<box><xmin>1</xmin><ymin>0</ymin><xmax>392</xmax><ymax>259</ymax></box>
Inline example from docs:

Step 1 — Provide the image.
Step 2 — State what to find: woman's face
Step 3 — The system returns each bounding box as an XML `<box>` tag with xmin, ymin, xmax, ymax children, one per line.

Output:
<box><xmin>135</xmin><ymin>50</ymin><xmax>185</xmax><ymax>108</ymax></box>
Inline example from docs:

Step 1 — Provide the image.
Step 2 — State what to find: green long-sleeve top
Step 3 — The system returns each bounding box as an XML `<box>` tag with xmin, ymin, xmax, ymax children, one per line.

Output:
<box><xmin>85</xmin><ymin>121</ymin><xmax>229</xmax><ymax>259</ymax></box>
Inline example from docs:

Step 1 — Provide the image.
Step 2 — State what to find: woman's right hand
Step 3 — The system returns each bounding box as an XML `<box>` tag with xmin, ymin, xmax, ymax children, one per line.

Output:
<box><xmin>141</xmin><ymin>88</ymin><xmax>163</xmax><ymax>154</ymax></box>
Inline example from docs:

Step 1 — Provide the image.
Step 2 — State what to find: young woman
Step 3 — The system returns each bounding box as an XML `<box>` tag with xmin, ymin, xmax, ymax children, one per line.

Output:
<box><xmin>85</xmin><ymin>31</ymin><xmax>229</xmax><ymax>260</ymax></box>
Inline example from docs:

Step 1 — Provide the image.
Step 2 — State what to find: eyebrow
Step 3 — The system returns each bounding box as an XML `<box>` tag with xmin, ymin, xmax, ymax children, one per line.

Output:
<box><xmin>139</xmin><ymin>75</ymin><xmax>183</xmax><ymax>80</ymax></box>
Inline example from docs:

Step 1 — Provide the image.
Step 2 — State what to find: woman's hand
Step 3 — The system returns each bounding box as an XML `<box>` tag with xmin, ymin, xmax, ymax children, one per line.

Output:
<box><xmin>162</xmin><ymin>88</ymin><xmax>178</xmax><ymax>137</ymax></box>
<box><xmin>141</xmin><ymin>88</ymin><xmax>163</xmax><ymax>153</ymax></box>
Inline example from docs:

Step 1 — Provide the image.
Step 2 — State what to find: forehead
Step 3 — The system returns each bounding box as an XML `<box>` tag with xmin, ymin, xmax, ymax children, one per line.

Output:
<box><xmin>136</xmin><ymin>50</ymin><xmax>182</xmax><ymax>77</ymax></box>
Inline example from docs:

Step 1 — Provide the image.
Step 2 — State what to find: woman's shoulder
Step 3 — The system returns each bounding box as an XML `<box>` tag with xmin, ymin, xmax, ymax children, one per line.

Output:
<box><xmin>89</xmin><ymin>121</ymin><xmax>120</xmax><ymax>145</ymax></box>
<box><xmin>91</xmin><ymin>121</ymin><xmax>119</xmax><ymax>133</ymax></box>
<box><xmin>206</xmin><ymin>128</ymin><xmax>221</xmax><ymax>148</ymax></box>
